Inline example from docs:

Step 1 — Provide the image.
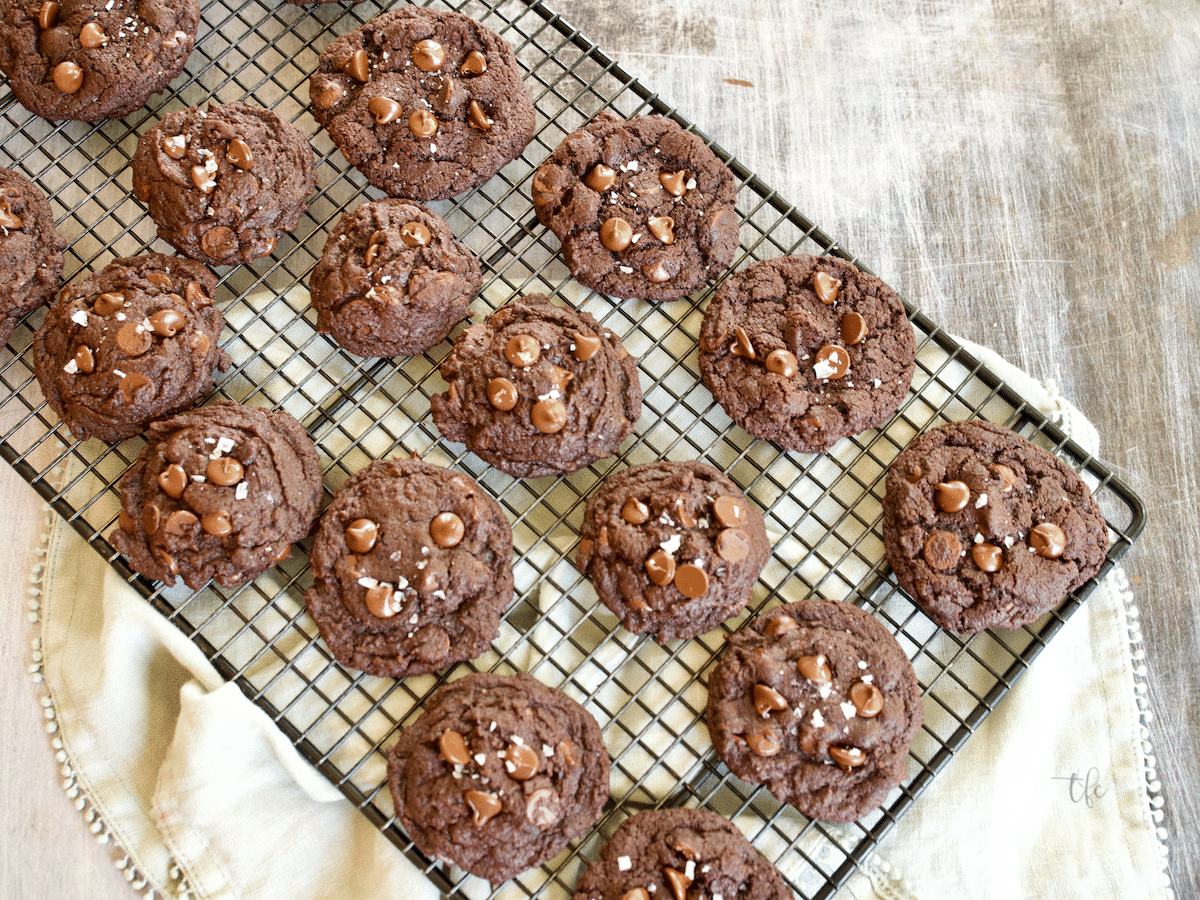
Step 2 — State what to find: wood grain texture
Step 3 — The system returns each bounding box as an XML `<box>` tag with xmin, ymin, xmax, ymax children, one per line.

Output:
<box><xmin>0</xmin><ymin>0</ymin><xmax>1195</xmax><ymax>897</ymax></box>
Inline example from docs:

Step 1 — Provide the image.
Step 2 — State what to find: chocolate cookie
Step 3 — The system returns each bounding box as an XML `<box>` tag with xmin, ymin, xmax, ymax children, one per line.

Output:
<box><xmin>386</xmin><ymin>671</ymin><xmax>610</xmax><ymax>883</ymax></box>
<box><xmin>882</xmin><ymin>420</ymin><xmax>1108</xmax><ymax>633</ymax></box>
<box><xmin>531</xmin><ymin>112</ymin><xmax>739</xmax><ymax>302</ymax></box>
<box><xmin>309</xmin><ymin>198</ymin><xmax>481</xmax><ymax>357</ymax></box>
<box><xmin>430</xmin><ymin>293</ymin><xmax>641</xmax><ymax>479</ymax></box>
<box><xmin>0</xmin><ymin>166</ymin><xmax>65</xmax><ymax>345</ymax></box>
<box><xmin>0</xmin><ymin>0</ymin><xmax>198</xmax><ymax>121</ymax></box>
<box><xmin>306</xmin><ymin>457</ymin><xmax>513</xmax><ymax>678</ymax></box>
<box><xmin>111</xmin><ymin>399</ymin><xmax>322</xmax><ymax>590</ymax></box>
<box><xmin>309</xmin><ymin>7</ymin><xmax>535</xmax><ymax>201</ymax></box>
<box><xmin>131</xmin><ymin>101</ymin><xmax>316</xmax><ymax>266</ymax></box>
<box><xmin>698</xmin><ymin>255</ymin><xmax>915</xmax><ymax>453</ymax></box>
<box><xmin>705</xmin><ymin>599</ymin><xmax>924</xmax><ymax>823</ymax></box>
<box><xmin>32</xmin><ymin>253</ymin><xmax>229</xmax><ymax>442</ymax></box>
<box><xmin>576</xmin><ymin>461</ymin><xmax>770</xmax><ymax>644</ymax></box>
<box><xmin>572</xmin><ymin>808</ymin><xmax>790</xmax><ymax>900</ymax></box>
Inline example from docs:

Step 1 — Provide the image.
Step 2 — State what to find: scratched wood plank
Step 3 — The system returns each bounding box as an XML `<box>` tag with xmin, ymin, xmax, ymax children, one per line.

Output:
<box><xmin>0</xmin><ymin>1</ymin><xmax>1195</xmax><ymax>897</ymax></box>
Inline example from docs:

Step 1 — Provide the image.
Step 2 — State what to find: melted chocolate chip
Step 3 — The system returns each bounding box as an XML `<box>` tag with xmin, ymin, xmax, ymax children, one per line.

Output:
<box><xmin>572</xmin><ymin>331</ymin><xmax>601</xmax><ymax>361</ymax></box>
<box><xmin>53</xmin><ymin>61</ymin><xmax>83</xmax><ymax>94</ymax></box>
<box><xmin>464</xmin><ymin>789</ymin><xmax>501</xmax><ymax>826</ymax></box>
<box><xmin>972</xmin><ymin>542</ymin><xmax>1003</xmax><ymax>572</ymax></box>
<box><xmin>505</xmin><ymin>742</ymin><xmax>539</xmax><ymax>780</ymax></box>
<box><xmin>439</xmin><ymin>730</ymin><xmax>470</xmax><ymax>766</ymax></box>
<box><xmin>923</xmin><ymin>530</ymin><xmax>962</xmax><ymax>570</ymax></box>
<box><xmin>752</xmin><ymin>683</ymin><xmax>788</xmax><ymax>717</ymax></box>
<box><xmin>812</xmin><ymin>271</ymin><xmax>842</xmax><ymax>305</ymax></box>
<box><xmin>797</xmin><ymin>653</ymin><xmax>831</xmax><ymax>683</ymax></box>
<box><xmin>621</xmin><ymin>497</ymin><xmax>651</xmax><ymax>525</ymax></box>
<box><xmin>531</xmin><ymin>398</ymin><xmax>567</xmax><ymax>434</ymax></box>
<box><xmin>647</xmin><ymin>215</ymin><xmax>675</xmax><ymax>244</ymax></box>
<box><xmin>504</xmin><ymin>334</ymin><xmax>540</xmax><ymax>367</ymax></box>
<box><xmin>935</xmin><ymin>480</ymin><xmax>970</xmax><ymax>513</ymax></box>
<box><xmin>430</xmin><ymin>512</ymin><xmax>465</xmax><ymax>548</ymax></box>
<box><xmin>660</xmin><ymin>171</ymin><xmax>686</xmax><ymax>197</ymax></box>
<box><xmin>365</xmin><ymin>583</ymin><xmax>401</xmax><ymax>617</ymax></box>
<box><xmin>765</xmin><ymin>348</ymin><xmax>798</xmax><ymax>377</ymax></box>
<box><xmin>584</xmin><ymin>164</ymin><xmax>616</xmax><ymax>192</ymax></box>
<box><xmin>673</xmin><ymin>563</ymin><xmax>708</xmax><ymax>598</ymax></box>
<box><xmin>411</xmin><ymin>39</ymin><xmax>446</xmax><ymax>72</ymax></box>
<box><xmin>1030</xmin><ymin>522</ymin><xmax>1066</xmax><ymax>558</ymax></box>
<box><xmin>600</xmin><ymin>217</ymin><xmax>633</xmax><ymax>252</ymax></box>
<box><xmin>201</xmin><ymin>511</ymin><xmax>233</xmax><ymax>537</ymax></box>
<box><xmin>149</xmin><ymin>309</ymin><xmax>185</xmax><ymax>337</ymax></box>
<box><xmin>226</xmin><ymin>137</ymin><xmax>253</xmax><ymax>171</ymax></box>
<box><xmin>745</xmin><ymin>728</ymin><xmax>781</xmax><ymax>757</ymax></box>
<box><xmin>829</xmin><ymin>745</ymin><xmax>867</xmax><ymax>770</ymax></box>
<box><xmin>460</xmin><ymin>50</ymin><xmax>487</xmax><ymax>76</ymax></box>
<box><xmin>645</xmin><ymin>548</ymin><xmax>676</xmax><ymax>586</ymax></box>
<box><xmin>368</xmin><ymin>96</ymin><xmax>401</xmax><ymax>125</ymax></box>
<box><xmin>157</xmin><ymin>464</ymin><xmax>188</xmax><ymax>499</ymax></box>
<box><xmin>343</xmin><ymin>49</ymin><xmax>370</xmax><ymax>82</ymax></box>
<box><xmin>345</xmin><ymin>518</ymin><xmax>378</xmax><ymax>554</ymax></box>
<box><xmin>850</xmin><ymin>681</ymin><xmax>884</xmax><ymax>717</ymax></box>
<box><xmin>206</xmin><ymin>456</ymin><xmax>244</xmax><ymax>487</ymax></box>
<box><xmin>487</xmin><ymin>377</ymin><xmax>519</xmax><ymax>410</ymax></box>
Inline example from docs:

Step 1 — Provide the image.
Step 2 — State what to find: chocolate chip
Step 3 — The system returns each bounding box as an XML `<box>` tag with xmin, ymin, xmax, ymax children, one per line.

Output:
<box><xmin>531</xmin><ymin>398</ymin><xmax>567</xmax><ymax>434</ymax></box>
<box><xmin>190</xmin><ymin>331</ymin><xmax>210</xmax><ymax>355</ymax></box>
<box><xmin>812</xmin><ymin>271</ymin><xmax>842</xmax><ymax>305</ymax></box>
<box><xmin>0</xmin><ymin>200</ymin><xmax>21</xmax><ymax>231</ymax></box>
<box><xmin>411</xmin><ymin>38</ymin><xmax>445</xmax><ymax>72</ymax></box>
<box><xmin>798</xmin><ymin>653</ymin><xmax>832</xmax><ymax>683</ymax></box>
<box><xmin>584</xmin><ymin>164</ymin><xmax>616</xmax><ymax>192</ymax></box>
<box><xmin>731</xmin><ymin>326</ymin><xmax>755</xmax><ymax>359</ymax></box>
<box><xmin>201</xmin><ymin>511</ymin><xmax>233</xmax><ymax>537</ymax></box>
<box><xmin>226</xmin><ymin>137</ymin><xmax>254</xmax><ymax>171</ymax></box>
<box><xmin>411</xmin><ymin>624</ymin><xmax>451</xmax><ymax>661</ymax></box>
<box><xmin>432</xmin><ymin>75</ymin><xmax>464</xmax><ymax>116</ymax></box>
<box><xmin>850</xmin><ymin>681</ymin><xmax>884</xmax><ymax>717</ymax></box>
<box><xmin>408</xmin><ymin>109</ymin><xmax>438</xmax><ymax>138</ymax></box>
<box><xmin>72</xmin><ymin>345</ymin><xmax>94</xmax><ymax>374</ymax></box>
<box><xmin>621</xmin><ymin>497</ymin><xmax>650</xmax><ymax>525</ymax></box>
<box><xmin>840</xmin><ymin>311</ymin><xmax>868</xmax><ymax>345</ymax></box>
<box><xmin>467</xmin><ymin>100</ymin><xmax>492</xmax><ymax>131</ymax></box>
<box><xmin>547</xmin><ymin>365</ymin><xmax>573</xmax><ymax>392</ymax></box>
<box><xmin>814</xmin><ymin>345</ymin><xmax>850</xmax><ymax>379</ymax></box>
<box><xmin>149</xmin><ymin>309</ymin><xmax>185</xmax><ymax>337</ymax></box>
<box><xmin>712</xmin><ymin>495</ymin><xmax>747</xmax><ymax>528</ymax></box>
<box><xmin>459</xmin><ymin>50</ymin><xmax>486</xmax><ymax>76</ymax></box>
<box><xmin>622</xmin><ymin>890</ymin><xmax>650</xmax><ymax>900</ymax></box>
<box><xmin>923</xmin><ymin>530</ymin><xmax>962</xmax><ymax>570</ymax></box>
<box><xmin>345</xmin><ymin>518</ymin><xmax>378</xmax><ymax>554</ymax></box>
<box><xmin>200</xmin><ymin>226</ymin><xmax>237</xmax><ymax>260</ymax></box>
<box><xmin>142</xmin><ymin>503</ymin><xmax>161</xmax><ymax>535</ymax></box>
<box><xmin>157</xmin><ymin>464</ymin><xmax>187</xmax><ymax>499</ymax></box>
<box><xmin>673</xmin><ymin>495</ymin><xmax>697</xmax><ymax>528</ymax></box>
<box><xmin>365</xmin><ymin>583</ymin><xmax>400</xmax><ymax>617</ymax></box>
<box><xmin>674</xmin><ymin>562</ymin><xmax>708</xmax><ymax>598</ymax></box>
<box><xmin>343</xmin><ymin>48</ymin><xmax>369</xmax><ymax>82</ymax></box>
<box><xmin>505</xmin><ymin>742</ymin><xmax>539</xmax><ymax>780</ymax></box>
<box><xmin>79</xmin><ymin>21</ymin><xmax>106</xmax><ymax>48</ymax></box>
<box><xmin>990</xmin><ymin>463</ymin><xmax>1017</xmax><ymax>492</ymax></box>
<box><xmin>935</xmin><ymin>480</ymin><xmax>970</xmax><ymax>513</ymax></box>
<box><xmin>190</xmin><ymin>164</ymin><xmax>215</xmax><ymax>194</ymax></box>
<box><xmin>120</xmin><ymin>371</ymin><xmax>152</xmax><ymax>402</ymax></box>
<box><xmin>439</xmin><ymin>730</ymin><xmax>470</xmax><ymax>766</ymax></box>
<box><xmin>186</xmin><ymin>281</ymin><xmax>212</xmax><ymax>307</ymax></box>
<box><xmin>829</xmin><ymin>745</ymin><xmax>867</xmax><ymax>770</ymax></box>
<box><xmin>161</xmin><ymin>134</ymin><xmax>188</xmax><ymax>160</ymax></box>
<box><xmin>53</xmin><ymin>61</ymin><xmax>83</xmax><ymax>94</ymax></box>
<box><xmin>763</xmin><ymin>614</ymin><xmax>798</xmax><ymax>636</ymax></box>
<box><xmin>753</xmin><ymin>683</ymin><xmax>788</xmax><ymax>717</ymax></box>
<box><xmin>972</xmin><ymin>542</ymin><xmax>1004</xmax><ymax>572</ymax></box>
<box><xmin>116</xmin><ymin>322</ymin><xmax>152</xmax><ymax>356</ymax></box>
<box><xmin>647</xmin><ymin>215</ymin><xmax>675</xmax><ymax>245</ymax></box>
<box><xmin>600</xmin><ymin>217</ymin><xmax>632</xmax><ymax>252</ymax></box>
<box><xmin>206</xmin><ymin>456</ymin><xmax>244</xmax><ymax>487</ymax></box>
<box><xmin>37</xmin><ymin>1</ymin><xmax>57</xmax><ymax>30</ymax></box>
<box><xmin>572</xmin><ymin>331</ymin><xmax>601</xmax><ymax>361</ymax></box>
<box><xmin>504</xmin><ymin>334</ymin><xmax>540</xmax><ymax>367</ymax></box>
<box><xmin>368</xmin><ymin>96</ymin><xmax>401</xmax><ymax>124</ymax></box>
<box><xmin>163</xmin><ymin>509</ymin><xmax>198</xmax><ymax>535</ymax></box>
<box><xmin>575</xmin><ymin>537</ymin><xmax>593</xmax><ymax>570</ymax></box>
<box><xmin>664</xmin><ymin>868</ymin><xmax>692</xmax><ymax>900</ymax></box>
<box><xmin>525</xmin><ymin>787</ymin><xmax>558</xmax><ymax>827</ymax></box>
<box><xmin>487</xmin><ymin>377</ymin><xmax>519</xmax><ymax>410</ymax></box>
<box><xmin>716</xmin><ymin>527</ymin><xmax>750</xmax><ymax>563</ymax></box>
<box><xmin>745</xmin><ymin>728</ymin><xmax>781</xmax><ymax>757</ymax></box>
<box><xmin>118</xmin><ymin>509</ymin><xmax>136</xmax><ymax>534</ymax></box>
<box><xmin>645</xmin><ymin>548</ymin><xmax>676</xmax><ymax>586</ymax></box>
<box><xmin>94</xmin><ymin>292</ymin><xmax>125</xmax><ymax>315</ymax></box>
<box><xmin>1030</xmin><ymin>522</ymin><xmax>1066</xmax><ymax>558</ymax></box>
<box><xmin>400</xmin><ymin>221</ymin><xmax>431</xmax><ymax>247</ymax></box>
<box><xmin>660</xmin><ymin>171</ymin><xmax>686</xmax><ymax>197</ymax></box>
<box><xmin>644</xmin><ymin>262</ymin><xmax>671</xmax><ymax>283</ymax></box>
<box><xmin>464</xmin><ymin>789</ymin><xmax>501</xmax><ymax>826</ymax></box>
<box><xmin>431</xmin><ymin>511</ymin><xmax>465</xmax><ymax>548</ymax></box>
<box><xmin>765</xmin><ymin>348</ymin><xmax>798</xmax><ymax>377</ymax></box>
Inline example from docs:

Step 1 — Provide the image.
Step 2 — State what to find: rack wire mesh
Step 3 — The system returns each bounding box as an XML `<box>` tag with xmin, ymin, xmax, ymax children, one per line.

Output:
<box><xmin>0</xmin><ymin>0</ymin><xmax>1145</xmax><ymax>897</ymax></box>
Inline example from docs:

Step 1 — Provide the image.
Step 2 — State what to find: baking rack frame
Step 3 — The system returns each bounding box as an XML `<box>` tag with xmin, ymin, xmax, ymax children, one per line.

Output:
<box><xmin>0</xmin><ymin>0</ymin><xmax>1146</xmax><ymax>898</ymax></box>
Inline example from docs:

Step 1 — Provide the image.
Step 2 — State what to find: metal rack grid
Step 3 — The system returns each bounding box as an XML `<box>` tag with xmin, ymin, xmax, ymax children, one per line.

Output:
<box><xmin>0</xmin><ymin>0</ymin><xmax>1145</xmax><ymax>898</ymax></box>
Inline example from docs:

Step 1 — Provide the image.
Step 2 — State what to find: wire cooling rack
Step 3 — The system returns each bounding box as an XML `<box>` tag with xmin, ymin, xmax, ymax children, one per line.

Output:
<box><xmin>0</xmin><ymin>0</ymin><xmax>1146</xmax><ymax>897</ymax></box>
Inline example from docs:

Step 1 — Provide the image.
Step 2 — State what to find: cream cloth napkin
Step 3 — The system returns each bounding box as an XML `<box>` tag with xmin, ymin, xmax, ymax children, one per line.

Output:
<box><xmin>25</xmin><ymin>339</ymin><xmax>1170</xmax><ymax>900</ymax></box>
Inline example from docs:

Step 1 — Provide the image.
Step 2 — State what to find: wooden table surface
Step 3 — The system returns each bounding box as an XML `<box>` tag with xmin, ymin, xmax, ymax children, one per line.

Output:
<box><xmin>1</xmin><ymin>0</ymin><xmax>1196</xmax><ymax>897</ymax></box>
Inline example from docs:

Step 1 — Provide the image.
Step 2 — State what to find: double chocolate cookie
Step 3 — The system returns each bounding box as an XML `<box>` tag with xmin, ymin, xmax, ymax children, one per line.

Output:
<box><xmin>699</xmin><ymin>255</ymin><xmax>915</xmax><ymax>453</ymax></box>
<box><xmin>532</xmin><ymin>112</ymin><xmax>740</xmax><ymax>302</ymax></box>
<box><xmin>882</xmin><ymin>420</ymin><xmax>1108</xmax><ymax>633</ymax></box>
<box><xmin>571</xmin><ymin>808</ymin><xmax>791</xmax><ymax>900</ymax></box>
<box><xmin>706</xmin><ymin>599</ymin><xmax>924</xmax><ymax>823</ymax></box>
<box><xmin>576</xmin><ymin>461</ymin><xmax>770</xmax><ymax>643</ymax></box>
<box><xmin>387</xmin><ymin>671</ymin><xmax>610</xmax><ymax>883</ymax></box>
<box><xmin>306</xmin><ymin>457</ymin><xmax>513</xmax><ymax>678</ymax></box>
<box><xmin>0</xmin><ymin>0</ymin><xmax>199</xmax><ymax>121</ymax></box>
<box><xmin>0</xmin><ymin>166</ymin><xmax>65</xmax><ymax>345</ymax></box>
<box><xmin>431</xmin><ymin>294</ymin><xmax>641</xmax><ymax>478</ymax></box>
<box><xmin>32</xmin><ymin>253</ymin><xmax>229</xmax><ymax>442</ymax></box>
<box><xmin>309</xmin><ymin>198</ymin><xmax>481</xmax><ymax>357</ymax></box>
<box><xmin>309</xmin><ymin>7</ymin><xmax>535</xmax><ymax>201</ymax></box>
<box><xmin>111</xmin><ymin>399</ymin><xmax>323</xmax><ymax>590</ymax></box>
<box><xmin>131</xmin><ymin>101</ymin><xmax>316</xmax><ymax>266</ymax></box>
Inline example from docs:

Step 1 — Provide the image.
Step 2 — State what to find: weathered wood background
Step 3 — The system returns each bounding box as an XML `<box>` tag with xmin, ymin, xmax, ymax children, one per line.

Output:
<box><xmin>1</xmin><ymin>0</ymin><xmax>1194</xmax><ymax>896</ymax></box>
